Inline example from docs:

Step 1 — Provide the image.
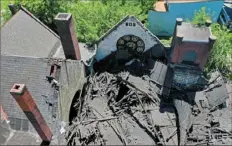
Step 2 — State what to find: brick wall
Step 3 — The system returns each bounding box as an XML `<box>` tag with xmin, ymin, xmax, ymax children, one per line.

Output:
<box><xmin>171</xmin><ymin>42</ymin><xmax>209</xmax><ymax>70</ymax></box>
<box><xmin>0</xmin><ymin>104</ymin><xmax>8</xmax><ymax>122</ymax></box>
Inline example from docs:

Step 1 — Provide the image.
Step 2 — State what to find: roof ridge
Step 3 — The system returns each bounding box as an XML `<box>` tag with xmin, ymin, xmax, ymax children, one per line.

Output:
<box><xmin>1</xmin><ymin>54</ymin><xmax>67</xmax><ymax>62</ymax></box>
<box><xmin>97</xmin><ymin>15</ymin><xmax>162</xmax><ymax>44</ymax></box>
<box><xmin>97</xmin><ymin>15</ymin><xmax>130</xmax><ymax>43</ymax></box>
<box><xmin>131</xmin><ymin>16</ymin><xmax>162</xmax><ymax>44</ymax></box>
<box><xmin>20</xmin><ymin>6</ymin><xmax>60</xmax><ymax>39</ymax></box>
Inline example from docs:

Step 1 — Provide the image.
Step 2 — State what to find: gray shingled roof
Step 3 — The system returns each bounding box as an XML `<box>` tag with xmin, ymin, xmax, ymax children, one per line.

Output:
<box><xmin>149</xmin><ymin>61</ymin><xmax>173</xmax><ymax>96</ymax></box>
<box><xmin>1</xmin><ymin>8</ymin><xmax>64</xmax><ymax>58</ymax></box>
<box><xmin>0</xmin><ymin>55</ymin><xmax>60</xmax><ymax>134</ymax></box>
<box><xmin>150</xmin><ymin>61</ymin><xmax>168</xmax><ymax>86</ymax></box>
<box><xmin>176</xmin><ymin>23</ymin><xmax>211</xmax><ymax>42</ymax></box>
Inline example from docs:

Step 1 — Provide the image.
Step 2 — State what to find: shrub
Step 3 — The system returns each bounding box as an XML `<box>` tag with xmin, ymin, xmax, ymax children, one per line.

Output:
<box><xmin>192</xmin><ymin>7</ymin><xmax>232</xmax><ymax>79</ymax></box>
<box><xmin>206</xmin><ymin>24</ymin><xmax>232</xmax><ymax>79</ymax></box>
<box><xmin>192</xmin><ymin>7</ymin><xmax>214</xmax><ymax>26</ymax></box>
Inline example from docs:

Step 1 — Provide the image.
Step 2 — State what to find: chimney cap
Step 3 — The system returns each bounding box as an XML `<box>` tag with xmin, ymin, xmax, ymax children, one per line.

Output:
<box><xmin>209</xmin><ymin>35</ymin><xmax>216</xmax><ymax>41</ymax></box>
<box><xmin>8</xmin><ymin>4</ymin><xmax>17</xmax><ymax>15</ymax></box>
<box><xmin>205</xmin><ymin>20</ymin><xmax>212</xmax><ymax>27</ymax></box>
<box><xmin>55</xmin><ymin>13</ymin><xmax>72</xmax><ymax>21</ymax></box>
<box><xmin>10</xmin><ymin>84</ymin><xmax>26</xmax><ymax>95</ymax></box>
<box><xmin>177</xmin><ymin>33</ymin><xmax>184</xmax><ymax>39</ymax></box>
<box><xmin>176</xmin><ymin>18</ymin><xmax>183</xmax><ymax>25</ymax></box>
<box><xmin>8</xmin><ymin>3</ymin><xmax>15</xmax><ymax>6</ymax></box>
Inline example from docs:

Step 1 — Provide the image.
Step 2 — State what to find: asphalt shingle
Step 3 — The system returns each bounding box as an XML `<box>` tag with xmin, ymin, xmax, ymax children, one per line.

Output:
<box><xmin>1</xmin><ymin>9</ymin><xmax>64</xmax><ymax>58</ymax></box>
<box><xmin>0</xmin><ymin>55</ymin><xmax>59</xmax><ymax>134</ymax></box>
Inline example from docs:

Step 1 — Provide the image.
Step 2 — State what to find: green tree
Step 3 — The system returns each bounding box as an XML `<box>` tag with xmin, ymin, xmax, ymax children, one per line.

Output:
<box><xmin>14</xmin><ymin>0</ymin><xmax>67</xmax><ymax>31</ymax></box>
<box><xmin>67</xmin><ymin>1</ymin><xmax>146</xmax><ymax>44</ymax></box>
<box><xmin>5</xmin><ymin>0</ymin><xmax>151</xmax><ymax>44</ymax></box>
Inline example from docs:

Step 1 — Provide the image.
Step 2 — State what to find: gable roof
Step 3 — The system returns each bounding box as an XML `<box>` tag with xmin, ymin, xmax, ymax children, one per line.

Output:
<box><xmin>97</xmin><ymin>15</ymin><xmax>161</xmax><ymax>44</ymax></box>
<box><xmin>1</xmin><ymin>7</ymin><xmax>65</xmax><ymax>58</ymax></box>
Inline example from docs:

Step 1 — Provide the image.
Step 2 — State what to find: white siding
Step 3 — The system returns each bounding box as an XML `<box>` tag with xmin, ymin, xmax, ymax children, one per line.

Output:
<box><xmin>96</xmin><ymin>17</ymin><xmax>159</xmax><ymax>61</ymax></box>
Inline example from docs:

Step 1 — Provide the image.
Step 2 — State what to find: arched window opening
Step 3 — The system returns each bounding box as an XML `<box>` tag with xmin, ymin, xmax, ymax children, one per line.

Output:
<box><xmin>116</xmin><ymin>35</ymin><xmax>145</xmax><ymax>55</ymax></box>
<box><xmin>69</xmin><ymin>90</ymin><xmax>81</xmax><ymax>124</ymax></box>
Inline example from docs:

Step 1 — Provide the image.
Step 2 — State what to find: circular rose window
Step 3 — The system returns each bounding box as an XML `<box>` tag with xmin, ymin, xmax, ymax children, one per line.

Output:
<box><xmin>116</xmin><ymin>35</ymin><xmax>145</xmax><ymax>55</ymax></box>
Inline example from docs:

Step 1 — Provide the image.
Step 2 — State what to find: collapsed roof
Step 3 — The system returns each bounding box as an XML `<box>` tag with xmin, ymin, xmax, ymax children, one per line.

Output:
<box><xmin>0</xmin><ymin>5</ymin><xmax>231</xmax><ymax>146</ymax></box>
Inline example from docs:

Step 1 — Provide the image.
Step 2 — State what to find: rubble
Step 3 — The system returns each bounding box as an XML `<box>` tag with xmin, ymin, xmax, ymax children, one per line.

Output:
<box><xmin>64</xmin><ymin>67</ymin><xmax>232</xmax><ymax>146</ymax></box>
<box><xmin>173</xmin><ymin>97</ymin><xmax>192</xmax><ymax>145</ymax></box>
<box><xmin>1</xmin><ymin>6</ymin><xmax>231</xmax><ymax>145</ymax></box>
<box><xmin>186</xmin><ymin>107</ymin><xmax>232</xmax><ymax>145</ymax></box>
<box><xmin>205</xmin><ymin>72</ymin><xmax>229</xmax><ymax>109</ymax></box>
<box><xmin>65</xmin><ymin>72</ymin><xmax>177</xmax><ymax>145</ymax></box>
<box><xmin>185</xmin><ymin>72</ymin><xmax>232</xmax><ymax>145</ymax></box>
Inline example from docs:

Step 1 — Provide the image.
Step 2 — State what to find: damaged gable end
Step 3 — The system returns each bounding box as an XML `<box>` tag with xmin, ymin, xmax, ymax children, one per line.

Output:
<box><xmin>95</xmin><ymin>15</ymin><xmax>165</xmax><ymax>62</ymax></box>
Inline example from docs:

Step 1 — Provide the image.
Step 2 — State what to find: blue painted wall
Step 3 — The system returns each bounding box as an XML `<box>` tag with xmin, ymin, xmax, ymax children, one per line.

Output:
<box><xmin>148</xmin><ymin>0</ymin><xmax>224</xmax><ymax>36</ymax></box>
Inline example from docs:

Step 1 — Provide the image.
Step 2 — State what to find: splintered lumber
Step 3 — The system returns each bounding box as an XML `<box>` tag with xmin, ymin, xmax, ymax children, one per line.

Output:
<box><xmin>166</xmin><ymin>129</ymin><xmax>177</xmax><ymax>142</ymax></box>
<box><xmin>92</xmin><ymin>107</ymin><xmax>128</xmax><ymax>145</ymax></box>
<box><xmin>72</xmin><ymin>116</ymin><xmax>119</xmax><ymax>125</ymax></box>
<box><xmin>134</xmin><ymin>90</ymin><xmax>166</xmax><ymax>145</ymax></box>
<box><xmin>115</xmin><ymin>75</ymin><xmax>159</xmax><ymax>104</ymax></box>
<box><xmin>67</xmin><ymin>71</ymin><xmax>177</xmax><ymax>145</ymax></box>
<box><xmin>115</xmin><ymin>90</ymin><xmax>133</xmax><ymax>106</ymax></box>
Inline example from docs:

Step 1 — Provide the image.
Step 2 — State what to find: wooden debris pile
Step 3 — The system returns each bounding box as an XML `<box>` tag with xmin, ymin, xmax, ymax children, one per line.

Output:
<box><xmin>65</xmin><ymin>72</ymin><xmax>176</xmax><ymax>145</ymax></box>
<box><xmin>186</xmin><ymin>107</ymin><xmax>232</xmax><ymax>145</ymax></box>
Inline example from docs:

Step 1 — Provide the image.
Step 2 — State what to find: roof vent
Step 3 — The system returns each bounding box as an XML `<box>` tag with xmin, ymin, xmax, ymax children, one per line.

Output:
<box><xmin>58</xmin><ymin>14</ymin><xmax>69</xmax><ymax>19</ymax></box>
<box><xmin>205</xmin><ymin>20</ymin><xmax>212</xmax><ymax>27</ymax></box>
<box><xmin>8</xmin><ymin>4</ymin><xmax>17</xmax><ymax>15</ymax></box>
<box><xmin>55</xmin><ymin>13</ymin><xmax>71</xmax><ymax>21</ymax></box>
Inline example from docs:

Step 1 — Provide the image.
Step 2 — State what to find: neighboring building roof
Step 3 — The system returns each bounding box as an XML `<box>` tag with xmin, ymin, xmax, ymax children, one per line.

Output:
<box><xmin>0</xmin><ymin>55</ymin><xmax>62</xmax><ymax>134</ymax></box>
<box><xmin>176</xmin><ymin>22</ymin><xmax>211</xmax><ymax>42</ymax></box>
<box><xmin>1</xmin><ymin>7</ymin><xmax>65</xmax><ymax>58</ymax></box>
<box><xmin>149</xmin><ymin>61</ymin><xmax>173</xmax><ymax>96</ymax></box>
<box><xmin>150</xmin><ymin>61</ymin><xmax>168</xmax><ymax>86</ymax></box>
<box><xmin>79</xmin><ymin>43</ymin><xmax>96</xmax><ymax>66</ymax></box>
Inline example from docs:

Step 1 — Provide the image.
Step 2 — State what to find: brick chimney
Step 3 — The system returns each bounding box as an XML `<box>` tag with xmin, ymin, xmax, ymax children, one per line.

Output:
<box><xmin>0</xmin><ymin>104</ymin><xmax>8</xmax><ymax>122</ymax></box>
<box><xmin>54</xmin><ymin>13</ymin><xmax>81</xmax><ymax>60</ymax></box>
<box><xmin>10</xmin><ymin>84</ymin><xmax>52</xmax><ymax>142</ymax></box>
<box><xmin>170</xmin><ymin>18</ymin><xmax>217</xmax><ymax>70</ymax></box>
<box><xmin>8</xmin><ymin>4</ymin><xmax>17</xmax><ymax>15</ymax></box>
